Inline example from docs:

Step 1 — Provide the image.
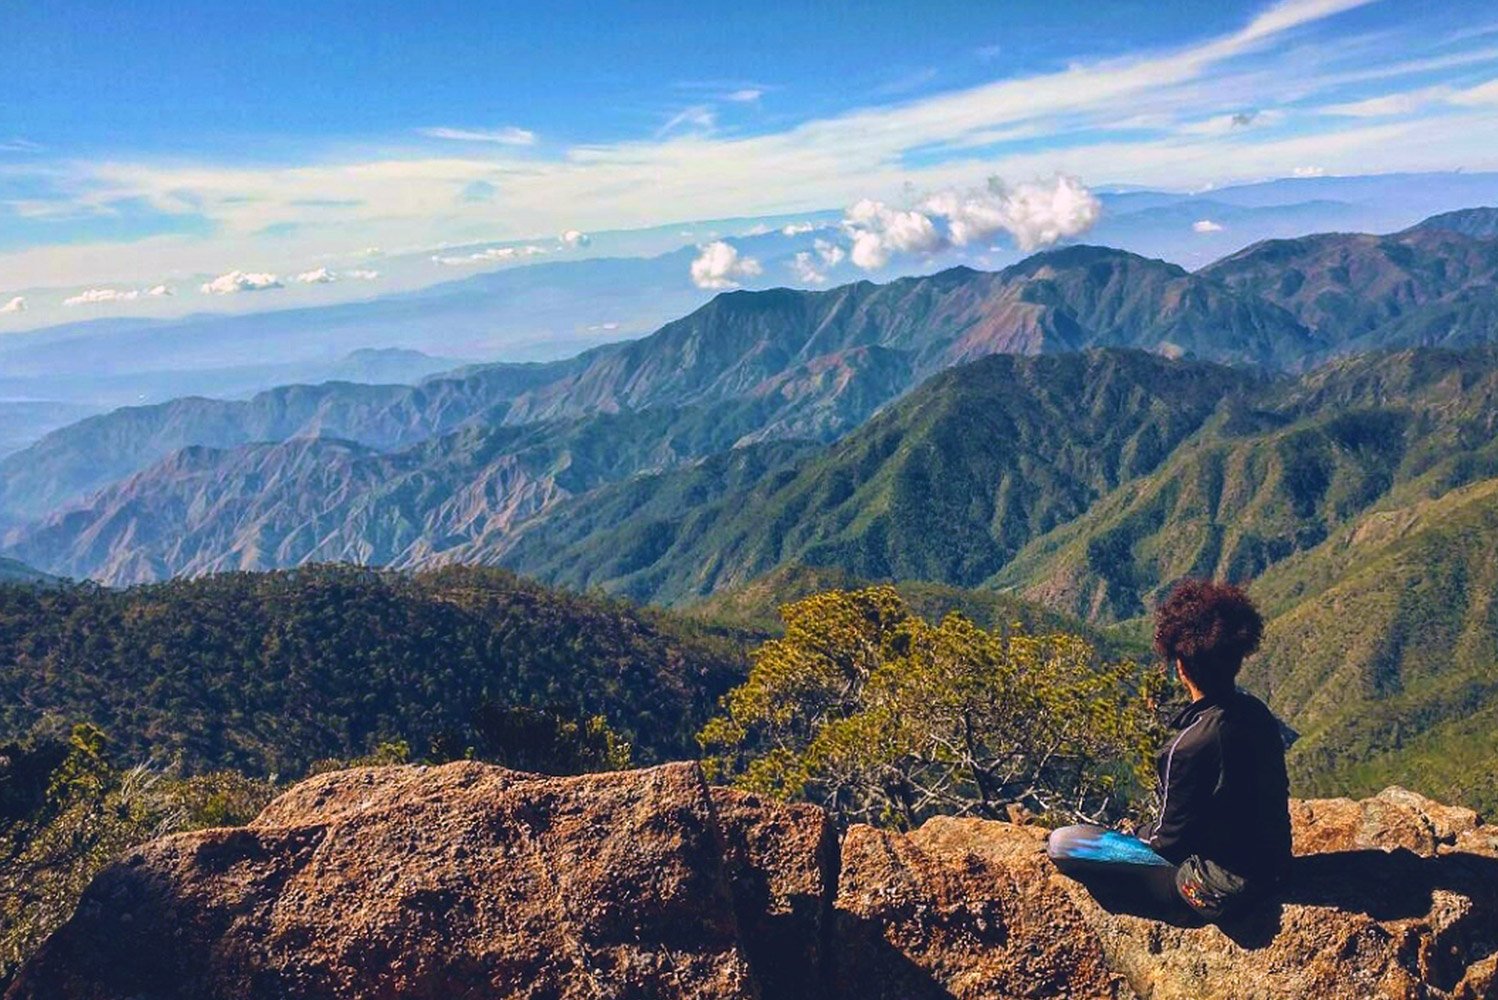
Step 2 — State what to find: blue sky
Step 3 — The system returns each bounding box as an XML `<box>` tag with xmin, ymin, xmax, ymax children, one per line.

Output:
<box><xmin>2</xmin><ymin>0</ymin><xmax>1498</xmax><ymax>317</ymax></box>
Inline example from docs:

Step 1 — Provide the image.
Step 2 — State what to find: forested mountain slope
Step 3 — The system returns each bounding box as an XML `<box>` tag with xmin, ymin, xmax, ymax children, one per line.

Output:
<box><xmin>0</xmin><ymin>565</ymin><xmax>746</xmax><ymax>775</ymax></box>
<box><xmin>500</xmin><ymin>350</ymin><xmax>1262</xmax><ymax>602</ymax></box>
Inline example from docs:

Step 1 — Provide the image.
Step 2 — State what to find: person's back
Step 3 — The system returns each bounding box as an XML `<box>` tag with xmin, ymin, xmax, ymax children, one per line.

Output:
<box><xmin>1048</xmin><ymin>579</ymin><xmax>1291</xmax><ymax>922</ymax></box>
<box><xmin>1145</xmin><ymin>688</ymin><xmax>1291</xmax><ymax>884</ymax></box>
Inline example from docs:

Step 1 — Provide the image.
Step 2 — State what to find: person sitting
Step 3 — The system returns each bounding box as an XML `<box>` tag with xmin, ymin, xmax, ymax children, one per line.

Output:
<box><xmin>1047</xmin><ymin>579</ymin><xmax>1292</xmax><ymax>922</ymax></box>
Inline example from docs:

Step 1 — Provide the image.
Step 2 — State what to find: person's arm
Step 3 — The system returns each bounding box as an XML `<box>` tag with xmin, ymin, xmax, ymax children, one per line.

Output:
<box><xmin>1146</xmin><ymin>719</ymin><xmax>1219</xmax><ymax>864</ymax></box>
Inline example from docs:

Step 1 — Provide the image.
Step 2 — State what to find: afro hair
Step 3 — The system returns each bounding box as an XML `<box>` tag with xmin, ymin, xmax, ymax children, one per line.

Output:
<box><xmin>1153</xmin><ymin>579</ymin><xmax>1264</xmax><ymax>695</ymax></box>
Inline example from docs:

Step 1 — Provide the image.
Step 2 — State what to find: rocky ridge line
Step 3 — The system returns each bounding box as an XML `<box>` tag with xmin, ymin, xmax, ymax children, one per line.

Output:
<box><xmin>8</xmin><ymin>761</ymin><xmax>1498</xmax><ymax>999</ymax></box>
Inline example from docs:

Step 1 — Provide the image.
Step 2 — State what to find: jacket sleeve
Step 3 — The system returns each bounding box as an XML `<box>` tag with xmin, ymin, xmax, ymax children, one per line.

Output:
<box><xmin>1147</xmin><ymin>720</ymin><xmax>1220</xmax><ymax>864</ymax></box>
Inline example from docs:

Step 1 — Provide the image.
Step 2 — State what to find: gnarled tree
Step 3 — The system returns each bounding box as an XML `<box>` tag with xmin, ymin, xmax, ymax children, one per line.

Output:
<box><xmin>700</xmin><ymin>586</ymin><xmax>1164</xmax><ymax>828</ymax></box>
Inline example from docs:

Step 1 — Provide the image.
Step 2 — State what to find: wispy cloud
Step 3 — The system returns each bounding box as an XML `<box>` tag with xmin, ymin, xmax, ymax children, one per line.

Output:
<box><xmin>11</xmin><ymin>0</ymin><xmax>1497</xmax><ymax>291</ymax></box>
<box><xmin>432</xmin><ymin>244</ymin><xmax>549</xmax><ymax>266</ymax></box>
<box><xmin>419</xmin><ymin>126</ymin><xmax>537</xmax><ymax>146</ymax></box>
<box><xmin>63</xmin><ymin>285</ymin><xmax>172</xmax><ymax>306</ymax></box>
<box><xmin>658</xmin><ymin>105</ymin><xmax>717</xmax><ymax>136</ymax></box>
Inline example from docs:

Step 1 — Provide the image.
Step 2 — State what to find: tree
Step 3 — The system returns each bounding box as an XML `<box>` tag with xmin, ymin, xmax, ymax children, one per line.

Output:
<box><xmin>699</xmin><ymin>587</ymin><xmax>1164</xmax><ymax>828</ymax></box>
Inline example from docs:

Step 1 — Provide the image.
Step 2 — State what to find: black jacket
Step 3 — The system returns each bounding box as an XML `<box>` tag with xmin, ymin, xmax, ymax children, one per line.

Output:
<box><xmin>1144</xmin><ymin>689</ymin><xmax>1292</xmax><ymax>882</ymax></box>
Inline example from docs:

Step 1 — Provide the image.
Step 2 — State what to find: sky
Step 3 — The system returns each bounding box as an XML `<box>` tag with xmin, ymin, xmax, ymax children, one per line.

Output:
<box><xmin>2</xmin><ymin>0</ymin><xmax>1498</xmax><ymax>324</ymax></box>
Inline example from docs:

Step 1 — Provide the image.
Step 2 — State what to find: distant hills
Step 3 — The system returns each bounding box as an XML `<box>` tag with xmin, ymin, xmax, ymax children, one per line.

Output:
<box><xmin>0</xmin><ymin>557</ymin><xmax>52</xmax><ymax>584</ymax></box>
<box><xmin>7</xmin><ymin>210</ymin><xmax>1498</xmax><ymax>812</ymax></box>
<box><xmin>10</xmin><ymin>209</ymin><xmax>1498</xmax><ymax>584</ymax></box>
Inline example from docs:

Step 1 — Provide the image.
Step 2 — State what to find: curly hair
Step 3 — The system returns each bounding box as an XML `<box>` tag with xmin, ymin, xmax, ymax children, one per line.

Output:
<box><xmin>1153</xmin><ymin>579</ymin><xmax>1264</xmax><ymax>695</ymax></box>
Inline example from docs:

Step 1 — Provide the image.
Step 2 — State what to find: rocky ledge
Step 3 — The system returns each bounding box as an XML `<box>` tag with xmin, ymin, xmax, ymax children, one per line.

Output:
<box><xmin>8</xmin><ymin>762</ymin><xmax>1498</xmax><ymax>999</ymax></box>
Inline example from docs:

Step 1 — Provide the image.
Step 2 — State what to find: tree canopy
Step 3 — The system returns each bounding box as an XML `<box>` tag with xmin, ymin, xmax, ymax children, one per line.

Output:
<box><xmin>700</xmin><ymin>586</ymin><xmax>1164</xmax><ymax>828</ymax></box>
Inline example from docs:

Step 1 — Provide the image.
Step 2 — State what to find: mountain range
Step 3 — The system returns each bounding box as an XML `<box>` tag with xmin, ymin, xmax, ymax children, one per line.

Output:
<box><xmin>7</xmin><ymin>208</ymin><xmax>1498</xmax><ymax>810</ymax></box>
<box><xmin>7</xmin><ymin>209</ymin><xmax>1498</xmax><ymax>571</ymax></box>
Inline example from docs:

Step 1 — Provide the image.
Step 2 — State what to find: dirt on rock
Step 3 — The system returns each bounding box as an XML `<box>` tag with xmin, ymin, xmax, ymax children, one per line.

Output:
<box><xmin>8</xmin><ymin>764</ymin><xmax>1498</xmax><ymax>999</ymax></box>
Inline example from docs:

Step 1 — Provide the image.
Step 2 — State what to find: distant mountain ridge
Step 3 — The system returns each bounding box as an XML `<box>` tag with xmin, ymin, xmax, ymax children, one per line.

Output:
<box><xmin>15</xmin><ymin>210</ymin><xmax>1498</xmax><ymax>533</ymax></box>
<box><xmin>9</xmin><ymin>209</ymin><xmax>1498</xmax><ymax>586</ymax></box>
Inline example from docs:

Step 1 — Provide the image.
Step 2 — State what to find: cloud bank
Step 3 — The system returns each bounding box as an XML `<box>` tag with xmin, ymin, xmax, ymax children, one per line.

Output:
<box><xmin>839</xmin><ymin>173</ymin><xmax>1101</xmax><ymax>270</ymax></box>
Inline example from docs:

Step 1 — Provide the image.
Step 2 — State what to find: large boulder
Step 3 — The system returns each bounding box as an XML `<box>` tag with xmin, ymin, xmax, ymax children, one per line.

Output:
<box><xmin>6</xmin><ymin>762</ymin><xmax>833</xmax><ymax>1000</ymax></box>
<box><xmin>9</xmin><ymin>764</ymin><xmax>1498</xmax><ymax>1000</ymax></box>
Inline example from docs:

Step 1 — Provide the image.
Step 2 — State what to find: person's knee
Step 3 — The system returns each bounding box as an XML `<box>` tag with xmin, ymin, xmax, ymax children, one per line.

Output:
<box><xmin>1046</xmin><ymin>823</ymin><xmax>1109</xmax><ymax>870</ymax></box>
<box><xmin>1046</xmin><ymin>823</ymin><xmax>1088</xmax><ymax>860</ymax></box>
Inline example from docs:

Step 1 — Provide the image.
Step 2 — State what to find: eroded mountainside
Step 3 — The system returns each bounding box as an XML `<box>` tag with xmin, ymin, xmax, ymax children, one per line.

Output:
<box><xmin>11</xmin><ymin>213</ymin><xmax>1498</xmax><ymax>585</ymax></box>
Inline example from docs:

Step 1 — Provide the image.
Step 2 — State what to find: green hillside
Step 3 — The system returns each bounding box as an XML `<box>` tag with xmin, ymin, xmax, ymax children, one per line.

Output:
<box><xmin>503</xmin><ymin>350</ymin><xmax>1262</xmax><ymax>603</ymax></box>
<box><xmin>1245</xmin><ymin>477</ymin><xmax>1498</xmax><ymax>814</ymax></box>
<box><xmin>994</xmin><ymin>348</ymin><xmax>1498</xmax><ymax>621</ymax></box>
<box><xmin>0</xmin><ymin>565</ymin><xmax>746</xmax><ymax>776</ymax></box>
<box><xmin>684</xmin><ymin>562</ymin><xmax>1146</xmax><ymax>660</ymax></box>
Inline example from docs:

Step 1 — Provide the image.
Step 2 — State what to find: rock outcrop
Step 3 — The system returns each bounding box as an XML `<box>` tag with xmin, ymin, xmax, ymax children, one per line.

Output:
<box><xmin>9</xmin><ymin>762</ymin><xmax>1498</xmax><ymax>999</ymax></box>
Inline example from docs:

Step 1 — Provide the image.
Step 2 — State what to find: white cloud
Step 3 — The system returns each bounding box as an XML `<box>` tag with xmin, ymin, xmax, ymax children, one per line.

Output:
<box><xmin>293</xmin><ymin>267</ymin><xmax>338</xmax><ymax>284</ymax></box>
<box><xmin>780</xmin><ymin>221</ymin><xmax>817</xmax><ymax>236</ymax></box>
<box><xmin>845</xmin><ymin>173</ymin><xmax>1101</xmax><ymax>269</ymax></box>
<box><xmin>814</xmin><ymin>239</ymin><xmax>846</xmax><ymax>266</ymax></box>
<box><xmin>1292</xmin><ymin>165</ymin><xmax>1327</xmax><ymax>177</ymax></box>
<box><xmin>432</xmin><ymin>244</ymin><xmax>549</xmax><ymax>266</ymax></box>
<box><xmin>360</xmin><ymin>247</ymin><xmax>384</xmax><ymax>257</ymax></box>
<box><xmin>586</xmin><ymin>321</ymin><xmax>621</xmax><ymax>332</ymax></box>
<box><xmin>1193</xmin><ymin>218</ymin><xmax>1225</xmax><ymax>232</ymax></box>
<box><xmin>9</xmin><ymin>0</ymin><xmax>1473</xmax><ymax>290</ymax></box>
<box><xmin>419</xmin><ymin>126</ymin><xmax>537</xmax><ymax>146</ymax></box>
<box><xmin>201</xmin><ymin>271</ymin><xmax>283</xmax><ymax>294</ymax></box>
<box><xmin>65</xmin><ymin>288</ymin><xmax>139</xmax><ymax>306</ymax></box>
<box><xmin>0</xmin><ymin>296</ymin><xmax>25</xmax><ymax>313</ymax></box>
<box><xmin>724</xmin><ymin>88</ymin><xmax>763</xmax><ymax>102</ymax></box>
<box><xmin>345</xmin><ymin>269</ymin><xmax>380</xmax><ymax>280</ymax></box>
<box><xmin>560</xmin><ymin>229</ymin><xmax>591</xmax><ymax>248</ymax></box>
<box><xmin>843</xmin><ymin>198</ymin><xmax>944</xmax><ymax>269</ymax></box>
<box><xmin>789</xmin><ymin>251</ymin><xmax>828</xmax><ymax>284</ymax></box>
<box><xmin>690</xmin><ymin>241</ymin><xmax>762</xmax><ymax>289</ymax></box>
<box><xmin>62</xmin><ymin>284</ymin><xmax>174</xmax><ymax>306</ymax></box>
<box><xmin>970</xmin><ymin>174</ymin><xmax>1102</xmax><ymax>251</ymax></box>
